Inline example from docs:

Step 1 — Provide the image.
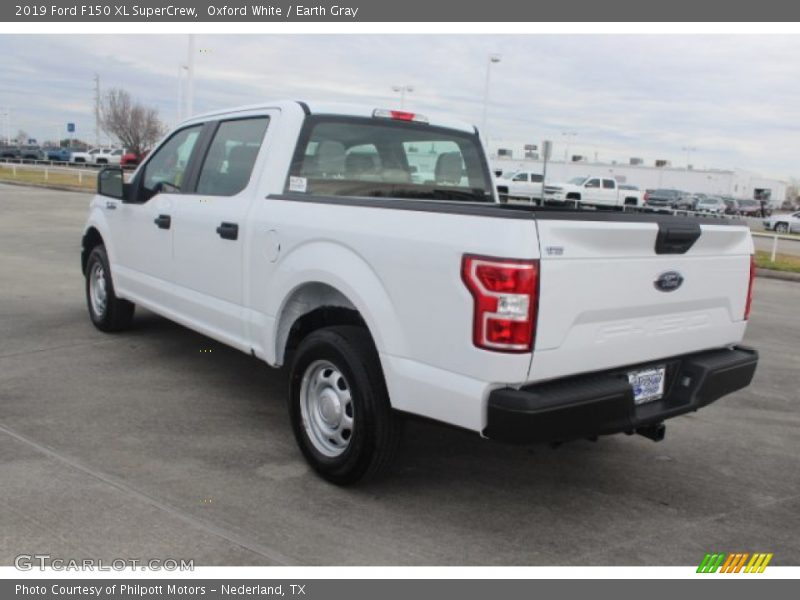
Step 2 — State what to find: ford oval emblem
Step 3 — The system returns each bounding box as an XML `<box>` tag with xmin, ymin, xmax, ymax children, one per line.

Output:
<box><xmin>654</xmin><ymin>271</ymin><xmax>684</xmax><ymax>292</ymax></box>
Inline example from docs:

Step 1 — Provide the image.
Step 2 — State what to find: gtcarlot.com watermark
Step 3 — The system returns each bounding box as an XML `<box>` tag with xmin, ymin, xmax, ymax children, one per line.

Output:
<box><xmin>15</xmin><ymin>554</ymin><xmax>194</xmax><ymax>571</ymax></box>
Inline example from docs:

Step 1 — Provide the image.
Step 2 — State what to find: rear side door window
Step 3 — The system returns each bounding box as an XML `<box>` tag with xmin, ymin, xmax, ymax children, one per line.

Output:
<box><xmin>196</xmin><ymin>117</ymin><xmax>270</xmax><ymax>196</ymax></box>
<box><xmin>602</xmin><ymin>179</ymin><xmax>615</xmax><ymax>189</ymax></box>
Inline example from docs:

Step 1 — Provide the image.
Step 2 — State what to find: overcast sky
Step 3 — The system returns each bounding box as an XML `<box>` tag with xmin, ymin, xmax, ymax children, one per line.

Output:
<box><xmin>1</xmin><ymin>34</ymin><xmax>798</xmax><ymax>179</ymax></box>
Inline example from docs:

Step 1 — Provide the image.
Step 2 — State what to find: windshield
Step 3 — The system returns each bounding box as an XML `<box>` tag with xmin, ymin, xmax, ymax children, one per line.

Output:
<box><xmin>568</xmin><ymin>177</ymin><xmax>587</xmax><ymax>185</ymax></box>
<box><xmin>287</xmin><ymin>116</ymin><xmax>493</xmax><ymax>202</ymax></box>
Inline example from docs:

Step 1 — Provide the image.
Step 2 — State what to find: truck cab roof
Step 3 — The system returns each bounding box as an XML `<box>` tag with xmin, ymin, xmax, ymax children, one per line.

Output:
<box><xmin>185</xmin><ymin>100</ymin><xmax>478</xmax><ymax>135</ymax></box>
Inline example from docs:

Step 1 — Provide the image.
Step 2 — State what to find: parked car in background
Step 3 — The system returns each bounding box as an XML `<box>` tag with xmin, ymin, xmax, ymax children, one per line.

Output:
<box><xmin>734</xmin><ymin>199</ymin><xmax>764</xmax><ymax>217</ymax></box>
<box><xmin>543</xmin><ymin>176</ymin><xmax>643</xmax><ymax>209</ymax></box>
<box><xmin>722</xmin><ymin>198</ymin><xmax>737</xmax><ymax>215</ymax></box>
<box><xmin>497</xmin><ymin>170</ymin><xmax>544</xmax><ymax>202</ymax></box>
<box><xmin>619</xmin><ymin>184</ymin><xmax>643</xmax><ymax>197</ymax></box>
<box><xmin>643</xmin><ymin>189</ymin><xmax>689</xmax><ymax>209</ymax></box>
<box><xmin>19</xmin><ymin>145</ymin><xmax>44</xmax><ymax>160</ymax></box>
<box><xmin>0</xmin><ymin>145</ymin><xmax>21</xmax><ymax>158</ymax></box>
<box><xmin>696</xmin><ymin>196</ymin><xmax>727</xmax><ymax>214</ymax></box>
<box><xmin>46</xmin><ymin>147</ymin><xmax>74</xmax><ymax>162</ymax></box>
<box><xmin>763</xmin><ymin>211</ymin><xmax>800</xmax><ymax>234</ymax></box>
<box><xmin>120</xmin><ymin>150</ymin><xmax>148</xmax><ymax>167</ymax></box>
<box><xmin>95</xmin><ymin>148</ymin><xmax>124</xmax><ymax>165</ymax></box>
<box><xmin>71</xmin><ymin>148</ymin><xmax>103</xmax><ymax>163</ymax></box>
<box><xmin>673</xmin><ymin>194</ymin><xmax>699</xmax><ymax>211</ymax></box>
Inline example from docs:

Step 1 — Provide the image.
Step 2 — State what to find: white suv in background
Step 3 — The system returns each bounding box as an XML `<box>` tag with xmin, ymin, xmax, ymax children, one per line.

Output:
<box><xmin>71</xmin><ymin>148</ymin><xmax>102</xmax><ymax>164</ymax></box>
<box><xmin>94</xmin><ymin>148</ymin><xmax>124</xmax><ymax>165</ymax></box>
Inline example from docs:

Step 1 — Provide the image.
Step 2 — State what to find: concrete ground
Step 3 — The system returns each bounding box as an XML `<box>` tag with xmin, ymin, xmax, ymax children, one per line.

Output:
<box><xmin>1</xmin><ymin>183</ymin><xmax>798</xmax><ymax>566</ymax></box>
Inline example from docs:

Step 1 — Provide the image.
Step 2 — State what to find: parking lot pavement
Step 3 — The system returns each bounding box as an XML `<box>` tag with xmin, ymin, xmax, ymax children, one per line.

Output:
<box><xmin>1</xmin><ymin>183</ymin><xmax>799</xmax><ymax>566</ymax></box>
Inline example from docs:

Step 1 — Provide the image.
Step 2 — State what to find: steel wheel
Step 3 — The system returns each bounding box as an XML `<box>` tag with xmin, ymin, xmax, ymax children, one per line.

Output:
<box><xmin>89</xmin><ymin>261</ymin><xmax>108</xmax><ymax>318</ymax></box>
<box><xmin>776</xmin><ymin>223</ymin><xmax>789</xmax><ymax>233</ymax></box>
<box><xmin>299</xmin><ymin>360</ymin><xmax>354</xmax><ymax>457</ymax></box>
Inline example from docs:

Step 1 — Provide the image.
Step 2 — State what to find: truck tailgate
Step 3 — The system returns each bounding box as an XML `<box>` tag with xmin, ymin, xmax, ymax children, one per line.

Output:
<box><xmin>529</xmin><ymin>216</ymin><xmax>753</xmax><ymax>382</ymax></box>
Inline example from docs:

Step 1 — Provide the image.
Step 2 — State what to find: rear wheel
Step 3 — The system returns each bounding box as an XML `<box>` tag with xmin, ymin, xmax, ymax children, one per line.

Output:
<box><xmin>85</xmin><ymin>245</ymin><xmax>135</xmax><ymax>332</ymax></box>
<box><xmin>289</xmin><ymin>326</ymin><xmax>402</xmax><ymax>485</ymax></box>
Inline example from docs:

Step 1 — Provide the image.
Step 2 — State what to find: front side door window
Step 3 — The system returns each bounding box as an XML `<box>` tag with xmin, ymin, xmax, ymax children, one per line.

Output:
<box><xmin>141</xmin><ymin>125</ymin><xmax>203</xmax><ymax>199</ymax></box>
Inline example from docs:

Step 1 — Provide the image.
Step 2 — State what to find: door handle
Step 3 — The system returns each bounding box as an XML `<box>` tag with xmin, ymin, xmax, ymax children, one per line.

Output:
<box><xmin>216</xmin><ymin>222</ymin><xmax>239</xmax><ymax>241</ymax></box>
<box><xmin>105</xmin><ymin>201</ymin><xmax>117</xmax><ymax>210</ymax></box>
<box><xmin>154</xmin><ymin>214</ymin><xmax>171</xmax><ymax>229</ymax></box>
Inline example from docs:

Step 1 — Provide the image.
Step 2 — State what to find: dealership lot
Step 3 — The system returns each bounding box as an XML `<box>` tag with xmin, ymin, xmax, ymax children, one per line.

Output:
<box><xmin>1</xmin><ymin>183</ymin><xmax>798</xmax><ymax>566</ymax></box>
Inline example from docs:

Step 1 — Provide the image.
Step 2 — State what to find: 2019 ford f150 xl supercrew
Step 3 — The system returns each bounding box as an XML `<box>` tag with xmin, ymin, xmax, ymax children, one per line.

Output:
<box><xmin>81</xmin><ymin>101</ymin><xmax>758</xmax><ymax>484</ymax></box>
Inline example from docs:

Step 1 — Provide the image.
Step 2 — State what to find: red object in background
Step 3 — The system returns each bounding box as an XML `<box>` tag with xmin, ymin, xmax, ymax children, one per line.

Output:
<box><xmin>120</xmin><ymin>150</ymin><xmax>149</xmax><ymax>166</ymax></box>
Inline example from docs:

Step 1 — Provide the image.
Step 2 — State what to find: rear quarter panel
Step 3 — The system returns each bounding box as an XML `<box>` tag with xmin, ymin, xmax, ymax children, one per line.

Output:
<box><xmin>247</xmin><ymin>198</ymin><xmax>540</xmax><ymax>430</ymax></box>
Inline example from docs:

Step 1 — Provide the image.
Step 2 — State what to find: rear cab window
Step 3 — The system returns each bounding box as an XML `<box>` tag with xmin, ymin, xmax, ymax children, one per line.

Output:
<box><xmin>286</xmin><ymin>115</ymin><xmax>493</xmax><ymax>202</ymax></box>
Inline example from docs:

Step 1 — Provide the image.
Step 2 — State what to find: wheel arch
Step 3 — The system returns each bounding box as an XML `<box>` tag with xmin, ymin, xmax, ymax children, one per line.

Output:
<box><xmin>275</xmin><ymin>282</ymin><xmax>374</xmax><ymax>366</ymax></box>
<box><xmin>81</xmin><ymin>226</ymin><xmax>105</xmax><ymax>275</ymax></box>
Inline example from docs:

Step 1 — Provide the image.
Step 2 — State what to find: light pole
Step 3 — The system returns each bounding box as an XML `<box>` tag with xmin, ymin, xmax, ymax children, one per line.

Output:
<box><xmin>0</xmin><ymin>107</ymin><xmax>9</xmax><ymax>145</ymax></box>
<box><xmin>682</xmin><ymin>145</ymin><xmax>697</xmax><ymax>168</ymax></box>
<box><xmin>481</xmin><ymin>53</ymin><xmax>502</xmax><ymax>140</ymax></box>
<box><xmin>185</xmin><ymin>34</ymin><xmax>196</xmax><ymax>118</ymax></box>
<box><xmin>562</xmin><ymin>131</ymin><xmax>577</xmax><ymax>176</ymax></box>
<box><xmin>177</xmin><ymin>64</ymin><xmax>188</xmax><ymax>122</ymax></box>
<box><xmin>391</xmin><ymin>85</ymin><xmax>414</xmax><ymax>109</ymax></box>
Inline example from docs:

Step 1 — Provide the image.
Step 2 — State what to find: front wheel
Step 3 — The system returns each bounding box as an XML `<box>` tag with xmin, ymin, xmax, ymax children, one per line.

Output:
<box><xmin>289</xmin><ymin>326</ymin><xmax>402</xmax><ymax>485</ymax></box>
<box><xmin>775</xmin><ymin>222</ymin><xmax>789</xmax><ymax>233</ymax></box>
<box><xmin>85</xmin><ymin>245</ymin><xmax>135</xmax><ymax>332</ymax></box>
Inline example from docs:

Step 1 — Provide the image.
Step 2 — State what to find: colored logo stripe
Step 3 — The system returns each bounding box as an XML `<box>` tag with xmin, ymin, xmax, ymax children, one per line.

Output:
<box><xmin>697</xmin><ymin>553</ymin><xmax>773</xmax><ymax>573</ymax></box>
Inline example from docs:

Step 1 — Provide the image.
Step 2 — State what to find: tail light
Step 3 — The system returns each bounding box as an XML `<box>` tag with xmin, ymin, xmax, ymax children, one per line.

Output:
<box><xmin>461</xmin><ymin>254</ymin><xmax>539</xmax><ymax>352</ymax></box>
<box><xmin>744</xmin><ymin>254</ymin><xmax>756</xmax><ymax>320</ymax></box>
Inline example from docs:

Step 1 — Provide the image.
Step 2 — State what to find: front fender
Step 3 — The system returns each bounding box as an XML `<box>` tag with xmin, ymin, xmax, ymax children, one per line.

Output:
<box><xmin>81</xmin><ymin>198</ymin><xmax>115</xmax><ymax>268</ymax></box>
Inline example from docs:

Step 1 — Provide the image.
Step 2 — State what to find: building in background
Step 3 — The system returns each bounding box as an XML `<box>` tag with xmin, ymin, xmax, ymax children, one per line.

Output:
<box><xmin>488</xmin><ymin>140</ymin><xmax>787</xmax><ymax>206</ymax></box>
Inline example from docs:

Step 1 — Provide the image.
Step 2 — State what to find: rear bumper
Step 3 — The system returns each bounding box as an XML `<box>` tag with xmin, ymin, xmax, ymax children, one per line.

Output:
<box><xmin>484</xmin><ymin>346</ymin><xmax>758</xmax><ymax>444</ymax></box>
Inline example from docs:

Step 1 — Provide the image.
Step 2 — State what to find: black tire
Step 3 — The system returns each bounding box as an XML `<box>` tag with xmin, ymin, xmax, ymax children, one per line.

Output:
<box><xmin>775</xmin><ymin>222</ymin><xmax>789</xmax><ymax>233</ymax></box>
<box><xmin>85</xmin><ymin>245</ymin><xmax>135</xmax><ymax>332</ymax></box>
<box><xmin>289</xmin><ymin>325</ymin><xmax>402</xmax><ymax>485</ymax></box>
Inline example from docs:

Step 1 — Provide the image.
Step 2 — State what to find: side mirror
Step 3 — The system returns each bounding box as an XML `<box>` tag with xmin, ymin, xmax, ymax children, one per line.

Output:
<box><xmin>97</xmin><ymin>167</ymin><xmax>124</xmax><ymax>199</ymax></box>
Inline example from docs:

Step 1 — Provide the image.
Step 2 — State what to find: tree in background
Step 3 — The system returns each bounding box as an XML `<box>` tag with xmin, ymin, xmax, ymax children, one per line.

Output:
<box><xmin>99</xmin><ymin>88</ymin><xmax>165</xmax><ymax>155</ymax></box>
<box><xmin>785</xmin><ymin>178</ymin><xmax>800</xmax><ymax>209</ymax></box>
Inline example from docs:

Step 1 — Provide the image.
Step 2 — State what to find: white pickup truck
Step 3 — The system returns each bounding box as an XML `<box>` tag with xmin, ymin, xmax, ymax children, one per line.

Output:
<box><xmin>496</xmin><ymin>170</ymin><xmax>543</xmax><ymax>202</ymax></box>
<box><xmin>82</xmin><ymin>101</ymin><xmax>758</xmax><ymax>484</ymax></box>
<box><xmin>544</xmin><ymin>176</ymin><xmax>645</xmax><ymax>209</ymax></box>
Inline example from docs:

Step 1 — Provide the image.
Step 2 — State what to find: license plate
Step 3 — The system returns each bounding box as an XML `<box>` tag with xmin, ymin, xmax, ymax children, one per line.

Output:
<box><xmin>628</xmin><ymin>366</ymin><xmax>666</xmax><ymax>405</ymax></box>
